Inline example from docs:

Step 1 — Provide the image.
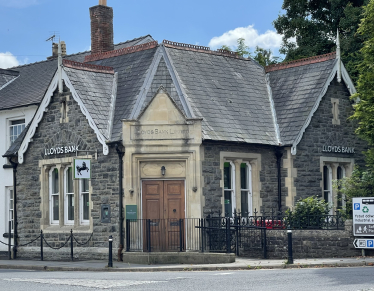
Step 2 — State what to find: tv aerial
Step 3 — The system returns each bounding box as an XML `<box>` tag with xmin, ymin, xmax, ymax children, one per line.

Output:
<box><xmin>46</xmin><ymin>32</ymin><xmax>60</xmax><ymax>43</ymax></box>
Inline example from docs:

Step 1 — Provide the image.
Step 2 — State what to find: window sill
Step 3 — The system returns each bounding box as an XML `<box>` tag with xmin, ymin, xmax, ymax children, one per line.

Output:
<box><xmin>42</xmin><ymin>225</ymin><xmax>92</xmax><ymax>233</ymax></box>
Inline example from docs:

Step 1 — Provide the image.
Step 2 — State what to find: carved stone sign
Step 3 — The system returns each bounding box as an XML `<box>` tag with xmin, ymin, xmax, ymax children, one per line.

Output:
<box><xmin>44</xmin><ymin>145</ymin><xmax>79</xmax><ymax>156</ymax></box>
<box><xmin>130</xmin><ymin>125</ymin><xmax>192</xmax><ymax>140</ymax></box>
<box><xmin>322</xmin><ymin>145</ymin><xmax>355</xmax><ymax>154</ymax></box>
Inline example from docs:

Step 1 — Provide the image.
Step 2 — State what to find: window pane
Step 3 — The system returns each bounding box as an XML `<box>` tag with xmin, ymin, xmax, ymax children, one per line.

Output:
<box><xmin>224</xmin><ymin>162</ymin><xmax>231</xmax><ymax>189</ymax></box>
<box><xmin>337</xmin><ymin>166</ymin><xmax>343</xmax><ymax>180</ymax></box>
<box><xmin>323</xmin><ymin>166</ymin><xmax>329</xmax><ymax>190</ymax></box>
<box><xmin>241</xmin><ymin>190</ymin><xmax>249</xmax><ymax>216</ymax></box>
<box><xmin>224</xmin><ymin>190</ymin><xmax>232</xmax><ymax>216</ymax></box>
<box><xmin>66</xmin><ymin>167</ymin><xmax>73</xmax><ymax>193</ymax></box>
<box><xmin>82</xmin><ymin>179</ymin><xmax>89</xmax><ymax>192</ymax></box>
<box><xmin>53</xmin><ymin>195</ymin><xmax>59</xmax><ymax>221</ymax></box>
<box><xmin>52</xmin><ymin>168</ymin><xmax>59</xmax><ymax>194</ymax></box>
<box><xmin>11</xmin><ymin>119</ymin><xmax>25</xmax><ymax>125</ymax></box>
<box><xmin>68</xmin><ymin>194</ymin><xmax>74</xmax><ymax>221</ymax></box>
<box><xmin>83</xmin><ymin>193</ymin><xmax>89</xmax><ymax>220</ymax></box>
<box><xmin>240</xmin><ymin>163</ymin><xmax>247</xmax><ymax>189</ymax></box>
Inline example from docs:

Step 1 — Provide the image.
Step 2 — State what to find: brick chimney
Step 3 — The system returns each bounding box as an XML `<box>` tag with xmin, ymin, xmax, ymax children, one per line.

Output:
<box><xmin>90</xmin><ymin>0</ymin><xmax>114</xmax><ymax>55</ymax></box>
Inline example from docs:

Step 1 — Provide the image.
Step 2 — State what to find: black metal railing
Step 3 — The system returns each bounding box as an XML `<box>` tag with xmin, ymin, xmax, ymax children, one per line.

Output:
<box><xmin>0</xmin><ymin>229</ymin><xmax>93</xmax><ymax>261</ymax></box>
<box><xmin>214</xmin><ymin>208</ymin><xmax>346</xmax><ymax>230</ymax></box>
<box><xmin>125</xmin><ymin>218</ymin><xmax>267</xmax><ymax>258</ymax></box>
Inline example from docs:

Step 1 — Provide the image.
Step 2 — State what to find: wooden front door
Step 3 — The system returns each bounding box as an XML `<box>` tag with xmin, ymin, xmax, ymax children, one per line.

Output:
<box><xmin>142</xmin><ymin>180</ymin><xmax>185</xmax><ymax>251</ymax></box>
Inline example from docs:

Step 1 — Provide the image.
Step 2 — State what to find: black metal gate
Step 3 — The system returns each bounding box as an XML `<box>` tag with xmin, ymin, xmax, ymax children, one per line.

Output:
<box><xmin>203</xmin><ymin>216</ymin><xmax>267</xmax><ymax>258</ymax></box>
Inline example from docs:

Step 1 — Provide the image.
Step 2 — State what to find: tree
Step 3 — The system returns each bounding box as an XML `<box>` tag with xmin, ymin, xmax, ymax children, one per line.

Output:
<box><xmin>220</xmin><ymin>38</ymin><xmax>251</xmax><ymax>58</ymax></box>
<box><xmin>334</xmin><ymin>167</ymin><xmax>374</xmax><ymax>218</ymax></box>
<box><xmin>351</xmin><ymin>0</ymin><xmax>374</xmax><ymax>170</ymax></box>
<box><xmin>219</xmin><ymin>39</ymin><xmax>281</xmax><ymax>66</ymax></box>
<box><xmin>253</xmin><ymin>46</ymin><xmax>282</xmax><ymax>67</ymax></box>
<box><xmin>273</xmin><ymin>0</ymin><xmax>368</xmax><ymax>84</ymax></box>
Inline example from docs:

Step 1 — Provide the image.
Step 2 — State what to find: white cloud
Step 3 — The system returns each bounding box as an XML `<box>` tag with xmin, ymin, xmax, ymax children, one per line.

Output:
<box><xmin>0</xmin><ymin>0</ymin><xmax>39</xmax><ymax>8</ymax></box>
<box><xmin>209</xmin><ymin>25</ymin><xmax>283</xmax><ymax>50</ymax></box>
<box><xmin>0</xmin><ymin>52</ymin><xmax>20</xmax><ymax>69</ymax></box>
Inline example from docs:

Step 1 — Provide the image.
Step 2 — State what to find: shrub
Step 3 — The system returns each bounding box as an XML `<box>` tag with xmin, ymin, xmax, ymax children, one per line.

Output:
<box><xmin>285</xmin><ymin>196</ymin><xmax>331</xmax><ymax>229</ymax></box>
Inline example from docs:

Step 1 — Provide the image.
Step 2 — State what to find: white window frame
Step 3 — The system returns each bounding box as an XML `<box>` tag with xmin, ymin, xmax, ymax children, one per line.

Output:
<box><xmin>9</xmin><ymin>118</ymin><xmax>25</xmax><ymax>145</ymax></box>
<box><xmin>323</xmin><ymin>164</ymin><xmax>333</xmax><ymax>215</ymax></box>
<box><xmin>240</xmin><ymin>162</ymin><xmax>253</xmax><ymax>216</ymax></box>
<box><xmin>224</xmin><ymin>161</ymin><xmax>236</xmax><ymax>217</ymax></box>
<box><xmin>64</xmin><ymin>167</ymin><xmax>74</xmax><ymax>225</ymax></box>
<box><xmin>6</xmin><ymin>187</ymin><xmax>14</xmax><ymax>232</ymax></box>
<box><xmin>49</xmin><ymin>167</ymin><xmax>60</xmax><ymax>225</ymax></box>
<box><xmin>337</xmin><ymin>165</ymin><xmax>346</xmax><ymax>209</ymax></box>
<box><xmin>79</xmin><ymin>179</ymin><xmax>90</xmax><ymax>225</ymax></box>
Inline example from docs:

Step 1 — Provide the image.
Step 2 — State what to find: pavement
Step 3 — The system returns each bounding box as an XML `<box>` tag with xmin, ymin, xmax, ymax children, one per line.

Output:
<box><xmin>0</xmin><ymin>256</ymin><xmax>374</xmax><ymax>272</ymax></box>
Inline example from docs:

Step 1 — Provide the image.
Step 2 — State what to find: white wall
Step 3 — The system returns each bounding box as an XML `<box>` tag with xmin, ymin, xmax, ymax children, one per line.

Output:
<box><xmin>0</xmin><ymin>106</ymin><xmax>37</xmax><ymax>251</ymax></box>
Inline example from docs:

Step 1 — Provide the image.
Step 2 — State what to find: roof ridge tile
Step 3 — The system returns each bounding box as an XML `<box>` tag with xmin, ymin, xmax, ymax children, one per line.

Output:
<box><xmin>63</xmin><ymin>60</ymin><xmax>114</xmax><ymax>74</ymax></box>
<box><xmin>84</xmin><ymin>41</ymin><xmax>158</xmax><ymax>63</ymax></box>
<box><xmin>265</xmin><ymin>52</ymin><xmax>336</xmax><ymax>73</ymax></box>
<box><xmin>162</xmin><ymin>40</ymin><xmax>244</xmax><ymax>59</ymax></box>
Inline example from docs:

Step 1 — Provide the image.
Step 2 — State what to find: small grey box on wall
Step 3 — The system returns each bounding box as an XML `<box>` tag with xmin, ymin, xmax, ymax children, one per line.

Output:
<box><xmin>101</xmin><ymin>204</ymin><xmax>111</xmax><ymax>223</ymax></box>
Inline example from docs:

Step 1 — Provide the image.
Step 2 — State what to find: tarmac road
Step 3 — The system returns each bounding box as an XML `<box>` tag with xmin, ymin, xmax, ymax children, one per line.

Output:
<box><xmin>0</xmin><ymin>267</ymin><xmax>374</xmax><ymax>291</ymax></box>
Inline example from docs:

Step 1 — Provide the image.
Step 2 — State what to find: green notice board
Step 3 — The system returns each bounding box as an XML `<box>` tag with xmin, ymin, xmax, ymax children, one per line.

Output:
<box><xmin>126</xmin><ymin>205</ymin><xmax>137</xmax><ymax>220</ymax></box>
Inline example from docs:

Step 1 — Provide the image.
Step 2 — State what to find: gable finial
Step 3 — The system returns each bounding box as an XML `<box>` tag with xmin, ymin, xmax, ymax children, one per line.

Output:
<box><xmin>336</xmin><ymin>28</ymin><xmax>341</xmax><ymax>83</ymax></box>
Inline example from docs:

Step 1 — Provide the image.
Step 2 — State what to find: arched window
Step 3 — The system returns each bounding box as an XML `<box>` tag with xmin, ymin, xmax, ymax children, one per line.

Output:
<box><xmin>49</xmin><ymin>167</ymin><xmax>59</xmax><ymax>224</ymax></box>
<box><xmin>240</xmin><ymin>163</ymin><xmax>252</xmax><ymax>216</ymax></box>
<box><xmin>64</xmin><ymin>167</ymin><xmax>74</xmax><ymax>225</ymax></box>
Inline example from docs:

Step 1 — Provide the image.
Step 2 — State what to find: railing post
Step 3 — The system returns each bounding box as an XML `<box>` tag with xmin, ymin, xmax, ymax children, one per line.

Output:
<box><xmin>108</xmin><ymin>235</ymin><xmax>113</xmax><ymax>268</ymax></box>
<box><xmin>70</xmin><ymin>229</ymin><xmax>74</xmax><ymax>262</ymax></box>
<box><xmin>147</xmin><ymin>219</ymin><xmax>151</xmax><ymax>252</ymax></box>
<box><xmin>226</xmin><ymin>217</ymin><xmax>230</xmax><ymax>254</ymax></box>
<box><xmin>8</xmin><ymin>221</ymin><xmax>11</xmax><ymax>260</ymax></box>
<box><xmin>40</xmin><ymin>230</ymin><xmax>43</xmax><ymax>261</ymax></box>
<box><xmin>126</xmin><ymin>219</ymin><xmax>130</xmax><ymax>252</ymax></box>
<box><xmin>179</xmin><ymin>219</ymin><xmax>183</xmax><ymax>252</ymax></box>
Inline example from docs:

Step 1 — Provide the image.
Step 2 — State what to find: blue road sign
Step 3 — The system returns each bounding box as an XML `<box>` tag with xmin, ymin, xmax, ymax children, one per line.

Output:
<box><xmin>368</xmin><ymin>240</ymin><xmax>374</xmax><ymax>247</ymax></box>
<box><xmin>354</xmin><ymin>203</ymin><xmax>360</xmax><ymax>210</ymax></box>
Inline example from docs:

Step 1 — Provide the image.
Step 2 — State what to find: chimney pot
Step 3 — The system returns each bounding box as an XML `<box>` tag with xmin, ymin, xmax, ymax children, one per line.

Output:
<box><xmin>99</xmin><ymin>0</ymin><xmax>107</xmax><ymax>5</ymax></box>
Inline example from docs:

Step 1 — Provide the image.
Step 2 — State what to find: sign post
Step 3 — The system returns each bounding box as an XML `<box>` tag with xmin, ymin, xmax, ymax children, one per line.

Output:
<box><xmin>352</xmin><ymin>198</ymin><xmax>374</xmax><ymax>236</ymax></box>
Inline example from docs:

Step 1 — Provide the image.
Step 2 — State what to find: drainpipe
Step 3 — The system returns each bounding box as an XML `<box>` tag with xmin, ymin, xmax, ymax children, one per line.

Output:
<box><xmin>275</xmin><ymin>148</ymin><xmax>283</xmax><ymax>213</ymax></box>
<box><xmin>9</xmin><ymin>158</ymin><xmax>18</xmax><ymax>259</ymax></box>
<box><xmin>115</xmin><ymin>143</ymin><xmax>124</xmax><ymax>248</ymax></box>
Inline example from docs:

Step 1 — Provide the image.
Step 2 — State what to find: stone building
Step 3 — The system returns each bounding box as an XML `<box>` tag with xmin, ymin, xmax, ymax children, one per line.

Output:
<box><xmin>1</xmin><ymin>1</ymin><xmax>367</xmax><ymax>258</ymax></box>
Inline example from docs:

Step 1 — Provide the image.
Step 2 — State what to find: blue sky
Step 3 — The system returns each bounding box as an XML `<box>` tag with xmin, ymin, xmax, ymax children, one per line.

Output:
<box><xmin>0</xmin><ymin>0</ymin><xmax>285</xmax><ymax>68</ymax></box>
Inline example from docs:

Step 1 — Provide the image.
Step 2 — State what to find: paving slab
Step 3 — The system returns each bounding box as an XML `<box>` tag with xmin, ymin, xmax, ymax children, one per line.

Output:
<box><xmin>0</xmin><ymin>256</ymin><xmax>374</xmax><ymax>272</ymax></box>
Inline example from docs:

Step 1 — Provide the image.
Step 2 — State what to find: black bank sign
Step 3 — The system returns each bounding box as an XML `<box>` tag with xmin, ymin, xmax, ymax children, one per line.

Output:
<box><xmin>322</xmin><ymin>145</ymin><xmax>355</xmax><ymax>154</ymax></box>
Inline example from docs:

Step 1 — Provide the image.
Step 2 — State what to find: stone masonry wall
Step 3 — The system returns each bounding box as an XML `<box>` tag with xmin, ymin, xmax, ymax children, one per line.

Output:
<box><xmin>293</xmin><ymin>78</ymin><xmax>368</xmax><ymax>201</ymax></box>
<box><xmin>267</xmin><ymin>220</ymin><xmax>360</xmax><ymax>259</ymax></box>
<box><xmin>202</xmin><ymin>141</ymin><xmax>288</xmax><ymax>216</ymax></box>
<box><xmin>16</xmin><ymin>85</ymin><xmax>120</xmax><ymax>260</ymax></box>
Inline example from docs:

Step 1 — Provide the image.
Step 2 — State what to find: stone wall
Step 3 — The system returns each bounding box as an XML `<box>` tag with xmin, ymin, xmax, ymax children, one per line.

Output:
<box><xmin>241</xmin><ymin>220</ymin><xmax>361</xmax><ymax>259</ymax></box>
<box><xmin>202</xmin><ymin>141</ymin><xmax>288</xmax><ymax>216</ymax></box>
<box><xmin>293</xmin><ymin>78</ymin><xmax>368</xmax><ymax>201</ymax></box>
<box><xmin>16</xmin><ymin>86</ymin><xmax>121</xmax><ymax>259</ymax></box>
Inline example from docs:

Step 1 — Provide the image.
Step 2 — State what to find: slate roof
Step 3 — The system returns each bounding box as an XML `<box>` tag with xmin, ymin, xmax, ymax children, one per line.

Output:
<box><xmin>2</xmin><ymin>34</ymin><xmax>345</xmax><ymax>158</ymax></box>
<box><xmin>164</xmin><ymin>46</ymin><xmax>279</xmax><ymax>145</ymax></box>
<box><xmin>90</xmin><ymin>47</ymin><xmax>159</xmax><ymax>141</ymax></box>
<box><xmin>0</xmin><ymin>69</ymin><xmax>19</xmax><ymax>89</ymax></box>
<box><xmin>0</xmin><ymin>35</ymin><xmax>153</xmax><ymax>111</ymax></box>
<box><xmin>268</xmin><ymin>58</ymin><xmax>337</xmax><ymax>145</ymax></box>
<box><xmin>64</xmin><ymin>66</ymin><xmax>116</xmax><ymax>139</ymax></box>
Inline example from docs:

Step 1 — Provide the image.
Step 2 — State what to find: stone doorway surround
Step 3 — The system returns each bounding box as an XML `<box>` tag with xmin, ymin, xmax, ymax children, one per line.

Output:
<box><xmin>122</xmin><ymin>89</ymin><xmax>203</xmax><ymax>221</ymax></box>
